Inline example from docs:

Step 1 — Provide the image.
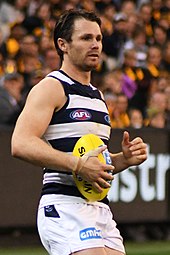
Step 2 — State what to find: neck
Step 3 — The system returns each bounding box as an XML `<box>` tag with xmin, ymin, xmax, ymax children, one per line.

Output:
<box><xmin>60</xmin><ymin>63</ymin><xmax>91</xmax><ymax>85</ymax></box>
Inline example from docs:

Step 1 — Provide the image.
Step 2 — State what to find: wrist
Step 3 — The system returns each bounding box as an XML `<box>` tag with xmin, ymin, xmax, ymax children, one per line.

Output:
<box><xmin>72</xmin><ymin>157</ymin><xmax>82</xmax><ymax>174</ymax></box>
<box><xmin>110</xmin><ymin>152</ymin><xmax>129</xmax><ymax>173</ymax></box>
<box><xmin>72</xmin><ymin>154</ymin><xmax>90</xmax><ymax>175</ymax></box>
<box><xmin>121</xmin><ymin>152</ymin><xmax>131</xmax><ymax>168</ymax></box>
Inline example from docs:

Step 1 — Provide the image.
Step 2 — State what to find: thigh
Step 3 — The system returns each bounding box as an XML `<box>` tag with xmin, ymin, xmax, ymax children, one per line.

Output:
<box><xmin>72</xmin><ymin>247</ymin><xmax>126</xmax><ymax>255</ymax></box>
<box><xmin>105</xmin><ymin>246</ymin><xmax>126</xmax><ymax>255</ymax></box>
<box><xmin>72</xmin><ymin>247</ymin><xmax>107</xmax><ymax>255</ymax></box>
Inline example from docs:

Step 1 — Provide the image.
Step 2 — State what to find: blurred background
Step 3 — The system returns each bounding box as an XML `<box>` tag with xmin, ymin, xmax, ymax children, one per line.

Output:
<box><xmin>0</xmin><ymin>0</ymin><xmax>169</xmax><ymax>254</ymax></box>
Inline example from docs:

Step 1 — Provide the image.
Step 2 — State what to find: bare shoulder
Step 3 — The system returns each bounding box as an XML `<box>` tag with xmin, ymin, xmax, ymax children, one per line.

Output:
<box><xmin>13</xmin><ymin>77</ymin><xmax>66</xmax><ymax>138</ymax></box>
<box><xmin>27</xmin><ymin>77</ymin><xmax>66</xmax><ymax>110</ymax></box>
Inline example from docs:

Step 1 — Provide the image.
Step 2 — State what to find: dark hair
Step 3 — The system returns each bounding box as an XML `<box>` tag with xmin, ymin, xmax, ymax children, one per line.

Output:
<box><xmin>53</xmin><ymin>9</ymin><xmax>101</xmax><ymax>61</ymax></box>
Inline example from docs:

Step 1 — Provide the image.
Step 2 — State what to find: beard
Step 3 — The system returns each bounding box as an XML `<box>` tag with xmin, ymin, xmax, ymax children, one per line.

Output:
<box><xmin>68</xmin><ymin>52</ymin><xmax>100</xmax><ymax>72</ymax></box>
<box><xmin>81</xmin><ymin>64</ymin><xmax>97</xmax><ymax>72</ymax></box>
<box><xmin>80</xmin><ymin>58</ymin><xmax>99</xmax><ymax>72</ymax></box>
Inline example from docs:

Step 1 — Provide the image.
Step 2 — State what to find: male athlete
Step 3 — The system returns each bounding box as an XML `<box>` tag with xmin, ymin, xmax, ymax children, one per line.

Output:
<box><xmin>11</xmin><ymin>9</ymin><xmax>147</xmax><ymax>255</ymax></box>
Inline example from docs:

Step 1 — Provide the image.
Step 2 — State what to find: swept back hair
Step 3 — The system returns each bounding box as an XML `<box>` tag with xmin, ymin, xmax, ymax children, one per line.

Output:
<box><xmin>53</xmin><ymin>9</ymin><xmax>101</xmax><ymax>62</ymax></box>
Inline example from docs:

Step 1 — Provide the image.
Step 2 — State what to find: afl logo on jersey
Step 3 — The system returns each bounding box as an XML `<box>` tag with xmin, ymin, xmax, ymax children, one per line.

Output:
<box><xmin>70</xmin><ymin>109</ymin><xmax>91</xmax><ymax>120</ymax></box>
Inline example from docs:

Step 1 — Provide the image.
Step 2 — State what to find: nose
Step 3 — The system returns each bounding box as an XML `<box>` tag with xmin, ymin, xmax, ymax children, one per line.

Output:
<box><xmin>91</xmin><ymin>39</ymin><xmax>100</xmax><ymax>49</ymax></box>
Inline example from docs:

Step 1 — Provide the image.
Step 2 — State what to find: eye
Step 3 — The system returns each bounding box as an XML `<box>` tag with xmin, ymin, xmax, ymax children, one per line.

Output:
<box><xmin>96</xmin><ymin>35</ymin><xmax>102</xmax><ymax>42</ymax></box>
<box><xmin>81</xmin><ymin>34</ymin><xmax>102</xmax><ymax>42</ymax></box>
<box><xmin>82</xmin><ymin>35</ymin><xmax>92</xmax><ymax>40</ymax></box>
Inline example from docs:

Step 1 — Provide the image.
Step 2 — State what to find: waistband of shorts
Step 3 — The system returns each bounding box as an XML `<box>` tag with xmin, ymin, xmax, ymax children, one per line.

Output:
<box><xmin>41</xmin><ymin>182</ymin><xmax>109</xmax><ymax>205</ymax></box>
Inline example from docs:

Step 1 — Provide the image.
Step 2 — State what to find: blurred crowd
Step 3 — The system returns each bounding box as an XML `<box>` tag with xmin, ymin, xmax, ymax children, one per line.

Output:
<box><xmin>0</xmin><ymin>0</ymin><xmax>169</xmax><ymax>128</ymax></box>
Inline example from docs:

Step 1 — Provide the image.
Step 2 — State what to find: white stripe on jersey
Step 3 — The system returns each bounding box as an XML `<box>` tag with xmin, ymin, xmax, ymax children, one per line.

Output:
<box><xmin>43</xmin><ymin>172</ymin><xmax>75</xmax><ymax>186</ymax></box>
<box><xmin>47</xmin><ymin>71</ymin><xmax>97</xmax><ymax>90</ymax></box>
<box><xmin>67</xmin><ymin>94</ymin><xmax>107</xmax><ymax>112</ymax></box>
<box><xmin>47</xmin><ymin>71</ymin><xmax>75</xmax><ymax>85</ymax></box>
<box><xmin>44</xmin><ymin>122</ymin><xmax>110</xmax><ymax>141</ymax></box>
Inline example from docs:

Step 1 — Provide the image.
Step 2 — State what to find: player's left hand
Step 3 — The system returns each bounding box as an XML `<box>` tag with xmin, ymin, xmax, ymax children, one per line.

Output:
<box><xmin>121</xmin><ymin>131</ymin><xmax>147</xmax><ymax>166</ymax></box>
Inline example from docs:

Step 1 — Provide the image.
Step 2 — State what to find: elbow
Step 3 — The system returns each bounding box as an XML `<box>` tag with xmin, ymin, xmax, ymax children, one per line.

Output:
<box><xmin>11</xmin><ymin>136</ymin><xmax>24</xmax><ymax>159</ymax></box>
<box><xmin>11</xmin><ymin>145</ymin><xmax>19</xmax><ymax>158</ymax></box>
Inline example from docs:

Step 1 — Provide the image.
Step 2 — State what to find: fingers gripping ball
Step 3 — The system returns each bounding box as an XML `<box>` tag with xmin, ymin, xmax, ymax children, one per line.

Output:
<box><xmin>72</xmin><ymin>134</ymin><xmax>113</xmax><ymax>201</ymax></box>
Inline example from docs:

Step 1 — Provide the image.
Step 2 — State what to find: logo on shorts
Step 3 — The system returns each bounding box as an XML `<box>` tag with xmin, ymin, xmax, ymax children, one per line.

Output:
<box><xmin>79</xmin><ymin>227</ymin><xmax>102</xmax><ymax>240</ymax></box>
<box><xmin>44</xmin><ymin>205</ymin><xmax>60</xmax><ymax>218</ymax></box>
<box><xmin>70</xmin><ymin>109</ymin><xmax>91</xmax><ymax>121</ymax></box>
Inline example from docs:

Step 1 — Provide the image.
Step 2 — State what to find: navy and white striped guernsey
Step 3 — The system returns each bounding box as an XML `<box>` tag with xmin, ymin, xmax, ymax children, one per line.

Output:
<box><xmin>41</xmin><ymin>70</ymin><xmax>111</xmax><ymax>200</ymax></box>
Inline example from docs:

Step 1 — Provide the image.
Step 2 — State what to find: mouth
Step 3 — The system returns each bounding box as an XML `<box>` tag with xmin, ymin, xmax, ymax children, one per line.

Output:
<box><xmin>88</xmin><ymin>53</ymin><xmax>99</xmax><ymax>59</ymax></box>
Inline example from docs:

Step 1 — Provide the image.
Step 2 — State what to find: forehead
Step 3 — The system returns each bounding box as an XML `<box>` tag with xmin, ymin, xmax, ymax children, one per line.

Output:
<box><xmin>149</xmin><ymin>47</ymin><xmax>161</xmax><ymax>55</ymax></box>
<box><xmin>73</xmin><ymin>18</ymin><xmax>101</xmax><ymax>36</ymax></box>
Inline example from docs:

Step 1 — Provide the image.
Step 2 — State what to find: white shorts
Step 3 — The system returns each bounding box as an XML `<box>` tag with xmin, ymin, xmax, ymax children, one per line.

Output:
<box><xmin>37</xmin><ymin>195</ymin><xmax>125</xmax><ymax>255</ymax></box>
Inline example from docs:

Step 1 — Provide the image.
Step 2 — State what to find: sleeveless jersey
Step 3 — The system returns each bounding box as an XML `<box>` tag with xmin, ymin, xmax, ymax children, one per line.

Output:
<box><xmin>41</xmin><ymin>70</ymin><xmax>111</xmax><ymax>199</ymax></box>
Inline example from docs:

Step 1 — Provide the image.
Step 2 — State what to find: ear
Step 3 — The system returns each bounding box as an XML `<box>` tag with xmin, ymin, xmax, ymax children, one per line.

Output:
<box><xmin>57</xmin><ymin>38</ymin><xmax>68</xmax><ymax>53</ymax></box>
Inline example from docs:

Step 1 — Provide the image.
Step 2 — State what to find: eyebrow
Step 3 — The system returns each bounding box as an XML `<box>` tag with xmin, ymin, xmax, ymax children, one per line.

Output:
<box><xmin>80</xmin><ymin>33</ymin><xmax>102</xmax><ymax>39</ymax></box>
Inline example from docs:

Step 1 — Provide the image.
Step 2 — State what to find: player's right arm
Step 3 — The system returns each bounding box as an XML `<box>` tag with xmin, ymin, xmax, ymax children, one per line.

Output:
<box><xmin>11</xmin><ymin>77</ymin><xmax>113</xmax><ymax>192</ymax></box>
<box><xmin>11</xmin><ymin>77</ymin><xmax>80</xmax><ymax>171</ymax></box>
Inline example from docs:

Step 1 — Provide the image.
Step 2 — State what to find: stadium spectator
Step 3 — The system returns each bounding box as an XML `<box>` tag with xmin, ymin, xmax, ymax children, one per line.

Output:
<box><xmin>17</xmin><ymin>34</ymin><xmax>39</xmax><ymax>59</ymax></box>
<box><xmin>150</xmin><ymin>0</ymin><xmax>164</xmax><ymax>26</ymax></box>
<box><xmin>98</xmin><ymin>3</ymin><xmax>116</xmax><ymax>37</ymax></box>
<box><xmin>126</xmin><ymin>13</ymin><xmax>139</xmax><ymax>40</ymax></box>
<box><xmin>146</xmin><ymin>90</ymin><xmax>169</xmax><ymax>127</ymax></box>
<box><xmin>103</xmin><ymin>69</ymin><xmax>137</xmax><ymax>99</ymax></box>
<box><xmin>149</xmin><ymin>75</ymin><xmax>170</xmax><ymax>95</ymax></box>
<box><xmin>138</xmin><ymin>2</ymin><xmax>154</xmax><ymax>45</ymax></box>
<box><xmin>120</xmin><ymin>0</ymin><xmax>136</xmax><ymax>17</ymax></box>
<box><xmin>104</xmin><ymin>91</ymin><xmax>117</xmax><ymax>118</ymax></box>
<box><xmin>0</xmin><ymin>72</ymin><xmax>24</xmax><ymax>126</ymax></box>
<box><xmin>109</xmin><ymin>93</ymin><xmax>130</xmax><ymax>128</ymax></box>
<box><xmin>22</xmin><ymin>68</ymin><xmax>45</xmax><ymax>99</ymax></box>
<box><xmin>152</xmin><ymin>24</ymin><xmax>168</xmax><ymax>49</ymax></box>
<box><xmin>43</xmin><ymin>46</ymin><xmax>61</xmax><ymax>71</ymax></box>
<box><xmin>102</xmin><ymin>12</ymin><xmax>127</xmax><ymax>64</ymax></box>
<box><xmin>0</xmin><ymin>0</ymin><xmax>28</xmax><ymax>41</ymax></box>
<box><xmin>0</xmin><ymin>22</ymin><xmax>27</xmax><ymax>59</ymax></box>
<box><xmin>27</xmin><ymin>0</ymin><xmax>40</xmax><ymax>16</ymax></box>
<box><xmin>147</xmin><ymin>109</ymin><xmax>167</xmax><ymax>128</ymax></box>
<box><xmin>81</xmin><ymin>0</ymin><xmax>96</xmax><ymax>12</ymax></box>
<box><xmin>146</xmin><ymin>44</ymin><xmax>164</xmax><ymax>78</ymax></box>
<box><xmin>162</xmin><ymin>41</ymin><xmax>170</xmax><ymax>73</ymax></box>
<box><xmin>121</xmin><ymin>48</ymin><xmax>152</xmax><ymax>116</ymax></box>
<box><xmin>128</xmin><ymin>108</ymin><xmax>145</xmax><ymax>129</ymax></box>
<box><xmin>16</xmin><ymin>34</ymin><xmax>42</xmax><ymax>88</ymax></box>
<box><xmin>4</xmin><ymin>58</ymin><xmax>18</xmax><ymax>74</ymax></box>
<box><xmin>38</xmin><ymin>34</ymin><xmax>54</xmax><ymax>61</ymax></box>
<box><xmin>148</xmin><ymin>90</ymin><xmax>168</xmax><ymax>112</ymax></box>
<box><xmin>22</xmin><ymin>0</ymin><xmax>51</xmax><ymax>36</ymax></box>
<box><xmin>124</xmin><ymin>25</ymin><xmax>148</xmax><ymax>67</ymax></box>
<box><xmin>102</xmin><ymin>70</ymin><xmax>123</xmax><ymax>95</ymax></box>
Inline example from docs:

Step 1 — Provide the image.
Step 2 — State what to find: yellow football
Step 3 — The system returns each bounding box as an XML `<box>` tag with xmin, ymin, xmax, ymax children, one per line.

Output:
<box><xmin>72</xmin><ymin>134</ymin><xmax>113</xmax><ymax>202</ymax></box>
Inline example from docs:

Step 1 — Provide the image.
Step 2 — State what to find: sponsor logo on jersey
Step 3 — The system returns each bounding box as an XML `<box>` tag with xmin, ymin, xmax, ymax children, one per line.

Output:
<box><xmin>79</xmin><ymin>227</ymin><xmax>102</xmax><ymax>240</ymax></box>
<box><xmin>104</xmin><ymin>114</ymin><xmax>111</xmax><ymax>124</ymax></box>
<box><xmin>70</xmin><ymin>109</ymin><xmax>91</xmax><ymax>120</ymax></box>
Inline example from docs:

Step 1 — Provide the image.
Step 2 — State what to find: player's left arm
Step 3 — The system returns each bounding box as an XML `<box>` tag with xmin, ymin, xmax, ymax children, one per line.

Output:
<box><xmin>110</xmin><ymin>131</ymin><xmax>147</xmax><ymax>174</ymax></box>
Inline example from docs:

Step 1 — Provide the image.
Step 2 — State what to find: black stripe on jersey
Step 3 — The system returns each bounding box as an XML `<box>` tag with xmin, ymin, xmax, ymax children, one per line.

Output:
<box><xmin>48</xmin><ymin>137</ymin><xmax>109</xmax><ymax>152</ymax></box>
<box><xmin>41</xmin><ymin>182</ymin><xmax>109</xmax><ymax>205</ymax></box>
<box><xmin>49</xmin><ymin>108</ymin><xmax>110</xmax><ymax>126</ymax></box>
<box><xmin>48</xmin><ymin>75</ymin><xmax>102</xmax><ymax>100</ymax></box>
<box><xmin>44</xmin><ymin>169</ymin><xmax>72</xmax><ymax>175</ymax></box>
